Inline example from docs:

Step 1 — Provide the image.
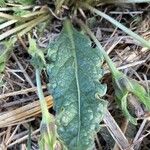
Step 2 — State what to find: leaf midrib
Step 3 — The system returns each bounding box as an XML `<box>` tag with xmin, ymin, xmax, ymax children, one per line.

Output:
<box><xmin>64</xmin><ymin>21</ymin><xmax>81</xmax><ymax>147</ymax></box>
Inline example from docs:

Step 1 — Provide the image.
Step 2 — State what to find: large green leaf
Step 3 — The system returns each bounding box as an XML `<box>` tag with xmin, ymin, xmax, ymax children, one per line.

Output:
<box><xmin>46</xmin><ymin>20</ymin><xmax>107</xmax><ymax>150</ymax></box>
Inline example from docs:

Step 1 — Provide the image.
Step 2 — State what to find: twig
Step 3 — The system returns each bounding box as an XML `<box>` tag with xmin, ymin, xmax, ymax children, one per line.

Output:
<box><xmin>12</xmin><ymin>53</ymin><xmax>35</xmax><ymax>87</ymax></box>
<box><xmin>8</xmin><ymin>129</ymin><xmax>40</xmax><ymax>148</ymax></box>
<box><xmin>109</xmin><ymin>11</ymin><xmax>143</xmax><ymax>15</ymax></box>
<box><xmin>0</xmin><ymin>86</ymin><xmax>46</xmax><ymax>100</ymax></box>
<box><xmin>103</xmin><ymin>110</ymin><xmax>133</xmax><ymax>150</ymax></box>
<box><xmin>95</xmin><ymin>135</ymin><xmax>103</xmax><ymax>150</ymax></box>
<box><xmin>133</xmin><ymin>119</ymin><xmax>147</xmax><ymax>149</ymax></box>
<box><xmin>6</xmin><ymin>118</ymin><xmax>35</xmax><ymax>129</ymax></box>
<box><xmin>6</xmin><ymin>125</ymin><xmax>20</xmax><ymax>145</ymax></box>
<box><xmin>113</xmin><ymin>118</ymin><xmax>129</xmax><ymax>150</ymax></box>
<box><xmin>104</xmin><ymin>60</ymin><xmax>146</xmax><ymax>74</ymax></box>
<box><xmin>131</xmin><ymin>130</ymin><xmax>150</xmax><ymax>148</ymax></box>
<box><xmin>0</xmin><ymin>5</ymin><xmax>38</xmax><ymax>11</ymax></box>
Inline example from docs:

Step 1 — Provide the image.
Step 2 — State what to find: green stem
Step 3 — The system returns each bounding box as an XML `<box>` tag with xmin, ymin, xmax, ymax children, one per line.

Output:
<box><xmin>36</xmin><ymin>69</ymin><xmax>50</xmax><ymax>120</ymax></box>
<box><xmin>81</xmin><ymin>3</ymin><xmax>150</xmax><ymax>49</ymax></box>
<box><xmin>76</xmin><ymin>19</ymin><xmax>120</xmax><ymax>77</ymax></box>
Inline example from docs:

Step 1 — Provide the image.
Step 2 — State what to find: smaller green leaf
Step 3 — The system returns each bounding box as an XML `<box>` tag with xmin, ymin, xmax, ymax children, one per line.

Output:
<box><xmin>27</xmin><ymin>35</ymin><xmax>58</xmax><ymax>149</ymax></box>
<box><xmin>113</xmin><ymin>73</ymin><xmax>150</xmax><ymax>124</ymax></box>
<box><xmin>28</xmin><ymin>34</ymin><xmax>46</xmax><ymax>70</ymax></box>
<box><xmin>121</xmin><ymin>92</ymin><xmax>137</xmax><ymax>125</ymax></box>
<box><xmin>34</xmin><ymin>68</ymin><xmax>58</xmax><ymax>150</ymax></box>
<box><xmin>39</xmin><ymin>119</ymin><xmax>57</xmax><ymax>150</ymax></box>
<box><xmin>113</xmin><ymin>75</ymin><xmax>137</xmax><ymax>125</ymax></box>
<box><xmin>126</xmin><ymin>79</ymin><xmax>150</xmax><ymax>110</ymax></box>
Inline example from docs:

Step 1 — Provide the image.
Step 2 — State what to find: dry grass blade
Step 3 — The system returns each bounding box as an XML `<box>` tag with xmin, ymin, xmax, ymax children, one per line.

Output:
<box><xmin>0</xmin><ymin>12</ymin><xmax>24</xmax><ymax>20</ymax></box>
<box><xmin>0</xmin><ymin>86</ymin><xmax>46</xmax><ymax>100</ymax></box>
<box><xmin>0</xmin><ymin>14</ymin><xmax>49</xmax><ymax>41</ymax></box>
<box><xmin>0</xmin><ymin>5</ymin><xmax>34</xmax><ymax>11</ymax></box>
<box><xmin>0</xmin><ymin>20</ymin><xmax>17</xmax><ymax>30</ymax></box>
<box><xmin>0</xmin><ymin>10</ymin><xmax>48</xmax><ymax>30</ymax></box>
<box><xmin>18</xmin><ymin>15</ymin><xmax>49</xmax><ymax>37</ymax></box>
<box><xmin>8</xmin><ymin>129</ymin><xmax>40</xmax><ymax>148</ymax></box>
<box><xmin>103</xmin><ymin>110</ymin><xmax>133</xmax><ymax>150</ymax></box>
<box><xmin>133</xmin><ymin>119</ymin><xmax>147</xmax><ymax>149</ymax></box>
<box><xmin>0</xmin><ymin>96</ymin><xmax>53</xmax><ymax>128</ymax></box>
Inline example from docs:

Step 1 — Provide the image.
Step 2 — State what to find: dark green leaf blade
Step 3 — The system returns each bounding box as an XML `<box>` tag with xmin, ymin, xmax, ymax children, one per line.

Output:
<box><xmin>47</xmin><ymin>20</ymin><xmax>107</xmax><ymax>150</ymax></box>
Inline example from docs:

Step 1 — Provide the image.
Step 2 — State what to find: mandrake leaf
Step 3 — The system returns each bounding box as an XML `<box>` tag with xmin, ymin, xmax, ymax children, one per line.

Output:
<box><xmin>46</xmin><ymin>19</ymin><xmax>107</xmax><ymax>150</ymax></box>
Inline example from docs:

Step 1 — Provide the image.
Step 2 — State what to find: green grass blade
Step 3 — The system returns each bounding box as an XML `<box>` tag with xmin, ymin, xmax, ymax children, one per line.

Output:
<box><xmin>81</xmin><ymin>3</ymin><xmax>150</xmax><ymax>49</ymax></box>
